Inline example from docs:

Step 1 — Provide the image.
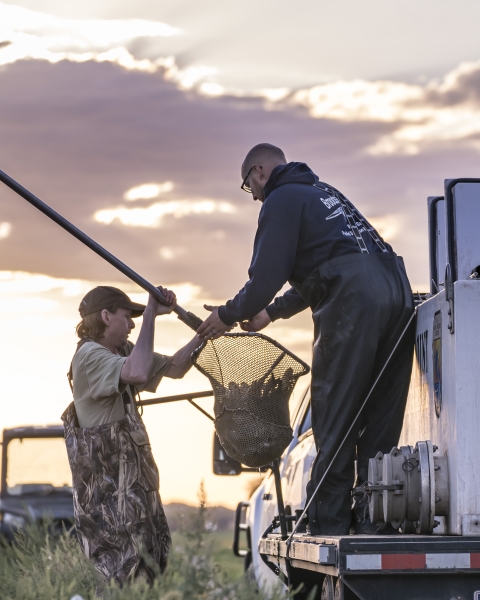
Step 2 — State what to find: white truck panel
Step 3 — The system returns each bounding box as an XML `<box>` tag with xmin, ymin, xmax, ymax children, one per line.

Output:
<box><xmin>282</xmin><ymin>434</ymin><xmax>316</xmax><ymax>511</ymax></box>
<box><xmin>452</xmin><ymin>182</ymin><xmax>480</xmax><ymax>281</ymax></box>
<box><xmin>248</xmin><ymin>472</ymin><xmax>281</xmax><ymax>591</ymax></box>
<box><xmin>400</xmin><ymin>281</ymin><xmax>480</xmax><ymax>534</ymax></box>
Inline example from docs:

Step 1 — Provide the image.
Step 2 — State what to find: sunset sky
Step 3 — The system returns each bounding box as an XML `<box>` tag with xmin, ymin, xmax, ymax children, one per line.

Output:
<box><xmin>1</xmin><ymin>0</ymin><xmax>479</xmax><ymax>508</ymax></box>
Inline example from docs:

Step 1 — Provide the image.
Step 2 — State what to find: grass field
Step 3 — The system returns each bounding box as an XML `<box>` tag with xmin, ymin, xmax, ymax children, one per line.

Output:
<box><xmin>192</xmin><ymin>529</ymin><xmax>245</xmax><ymax>580</ymax></box>
<box><xmin>0</xmin><ymin>491</ymin><xmax>293</xmax><ymax>600</ymax></box>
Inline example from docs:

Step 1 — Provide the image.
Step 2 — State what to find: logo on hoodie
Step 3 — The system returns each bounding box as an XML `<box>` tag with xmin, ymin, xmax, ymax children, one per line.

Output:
<box><xmin>325</xmin><ymin>207</ymin><xmax>344</xmax><ymax>220</ymax></box>
<box><xmin>319</xmin><ymin>195</ymin><xmax>341</xmax><ymax>210</ymax></box>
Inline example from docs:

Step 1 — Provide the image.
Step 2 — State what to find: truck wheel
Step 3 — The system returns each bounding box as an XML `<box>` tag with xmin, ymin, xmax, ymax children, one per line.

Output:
<box><xmin>245</xmin><ymin>560</ymin><xmax>256</xmax><ymax>585</ymax></box>
<box><xmin>321</xmin><ymin>575</ymin><xmax>335</xmax><ymax>600</ymax></box>
<box><xmin>334</xmin><ymin>578</ymin><xmax>344</xmax><ymax>599</ymax></box>
<box><xmin>243</xmin><ymin>550</ymin><xmax>252</xmax><ymax>572</ymax></box>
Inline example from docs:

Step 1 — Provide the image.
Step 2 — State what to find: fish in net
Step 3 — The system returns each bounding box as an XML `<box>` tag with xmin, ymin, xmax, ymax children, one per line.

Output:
<box><xmin>192</xmin><ymin>332</ymin><xmax>310</xmax><ymax>468</ymax></box>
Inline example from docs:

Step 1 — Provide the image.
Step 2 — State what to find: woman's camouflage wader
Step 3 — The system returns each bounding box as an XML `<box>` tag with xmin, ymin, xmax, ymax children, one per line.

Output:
<box><xmin>61</xmin><ymin>401</ymin><xmax>171</xmax><ymax>585</ymax></box>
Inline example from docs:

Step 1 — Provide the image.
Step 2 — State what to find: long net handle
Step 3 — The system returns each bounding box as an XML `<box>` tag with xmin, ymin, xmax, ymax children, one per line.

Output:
<box><xmin>137</xmin><ymin>390</ymin><xmax>213</xmax><ymax>406</ymax></box>
<box><xmin>0</xmin><ymin>169</ymin><xmax>203</xmax><ymax>332</ymax></box>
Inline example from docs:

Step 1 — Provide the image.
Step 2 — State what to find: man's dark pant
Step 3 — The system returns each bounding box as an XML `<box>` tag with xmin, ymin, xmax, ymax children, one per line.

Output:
<box><xmin>297</xmin><ymin>252</ymin><xmax>414</xmax><ymax>536</ymax></box>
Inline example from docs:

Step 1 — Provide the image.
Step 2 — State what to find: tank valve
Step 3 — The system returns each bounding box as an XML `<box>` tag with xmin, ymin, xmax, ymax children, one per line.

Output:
<box><xmin>367</xmin><ymin>440</ymin><xmax>449</xmax><ymax>534</ymax></box>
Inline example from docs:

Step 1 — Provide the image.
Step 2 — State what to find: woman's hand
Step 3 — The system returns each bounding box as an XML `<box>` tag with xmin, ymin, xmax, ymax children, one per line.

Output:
<box><xmin>147</xmin><ymin>286</ymin><xmax>176</xmax><ymax>316</ymax></box>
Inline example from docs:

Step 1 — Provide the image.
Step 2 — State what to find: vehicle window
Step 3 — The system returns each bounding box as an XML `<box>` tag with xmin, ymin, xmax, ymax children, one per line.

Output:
<box><xmin>6</xmin><ymin>438</ymin><xmax>72</xmax><ymax>495</ymax></box>
<box><xmin>290</xmin><ymin>382</ymin><xmax>310</xmax><ymax>425</ymax></box>
<box><xmin>298</xmin><ymin>401</ymin><xmax>312</xmax><ymax>437</ymax></box>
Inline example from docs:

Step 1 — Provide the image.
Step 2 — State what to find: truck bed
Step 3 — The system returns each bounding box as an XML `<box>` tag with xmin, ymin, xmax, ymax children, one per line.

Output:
<box><xmin>259</xmin><ymin>533</ymin><xmax>480</xmax><ymax>600</ymax></box>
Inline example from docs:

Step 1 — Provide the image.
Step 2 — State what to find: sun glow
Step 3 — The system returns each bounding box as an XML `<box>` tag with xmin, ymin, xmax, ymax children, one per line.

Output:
<box><xmin>0</xmin><ymin>222</ymin><xmax>11</xmax><ymax>239</ymax></box>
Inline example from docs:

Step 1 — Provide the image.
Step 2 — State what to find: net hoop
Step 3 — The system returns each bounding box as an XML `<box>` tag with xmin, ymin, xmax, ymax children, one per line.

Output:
<box><xmin>192</xmin><ymin>332</ymin><xmax>310</xmax><ymax>467</ymax></box>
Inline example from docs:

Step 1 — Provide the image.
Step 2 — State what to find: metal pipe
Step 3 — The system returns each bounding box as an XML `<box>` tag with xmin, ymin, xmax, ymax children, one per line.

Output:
<box><xmin>0</xmin><ymin>169</ymin><xmax>203</xmax><ymax>332</ymax></box>
<box><xmin>187</xmin><ymin>399</ymin><xmax>214</xmax><ymax>421</ymax></box>
<box><xmin>272</xmin><ymin>458</ymin><xmax>288</xmax><ymax>540</ymax></box>
<box><xmin>137</xmin><ymin>390</ymin><xmax>213</xmax><ymax>407</ymax></box>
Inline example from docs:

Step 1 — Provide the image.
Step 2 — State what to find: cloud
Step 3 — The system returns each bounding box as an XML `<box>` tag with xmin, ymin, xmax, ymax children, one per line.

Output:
<box><xmin>4</xmin><ymin>1</ymin><xmax>480</xmax><ymax>159</ymax></box>
<box><xmin>0</xmin><ymin>37</ymin><xmax>163</xmax><ymax>73</ymax></box>
<box><xmin>0</xmin><ymin>297</ymin><xmax>59</xmax><ymax>313</ymax></box>
<box><xmin>129</xmin><ymin>282</ymin><xmax>203</xmax><ymax>305</ymax></box>
<box><xmin>124</xmin><ymin>181</ymin><xmax>174</xmax><ymax>201</ymax></box>
<box><xmin>368</xmin><ymin>214</ymin><xmax>404</xmax><ymax>243</ymax></box>
<box><xmin>0</xmin><ymin>2</ymin><xmax>179</xmax><ymax>47</ymax></box>
<box><xmin>164</xmin><ymin>62</ymin><xmax>218</xmax><ymax>90</ymax></box>
<box><xmin>159</xmin><ymin>246</ymin><xmax>187</xmax><ymax>261</ymax></box>
<box><xmin>0</xmin><ymin>271</ymin><xmax>91</xmax><ymax>296</ymax></box>
<box><xmin>0</xmin><ymin>3</ymin><xmax>223</xmax><ymax>92</ymax></box>
<box><xmin>284</xmin><ymin>60</ymin><xmax>480</xmax><ymax>155</ymax></box>
<box><xmin>0</xmin><ymin>222</ymin><xmax>11</xmax><ymax>239</ymax></box>
<box><xmin>198</xmin><ymin>82</ymin><xmax>225</xmax><ymax>97</ymax></box>
<box><xmin>291</xmin><ymin>80</ymin><xmax>423</xmax><ymax>123</ymax></box>
<box><xmin>3</xmin><ymin>55</ymin><xmax>480</xmax><ymax>299</ymax></box>
<box><xmin>94</xmin><ymin>199</ymin><xmax>237</xmax><ymax>228</ymax></box>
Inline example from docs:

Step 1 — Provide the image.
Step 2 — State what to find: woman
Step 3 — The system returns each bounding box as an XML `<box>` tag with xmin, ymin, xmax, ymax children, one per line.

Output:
<box><xmin>62</xmin><ymin>285</ymin><xmax>200</xmax><ymax>585</ymax></box>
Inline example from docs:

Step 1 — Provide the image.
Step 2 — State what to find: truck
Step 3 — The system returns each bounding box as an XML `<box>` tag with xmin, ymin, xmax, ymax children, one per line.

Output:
<box><xmin>0</xmin><ymin>425</ymin><xmax>74</xmax><ymax>540</ymax></box>
<box><xmin>214</xmin><ymin>178</ymin><xmax>480</xmax><ymax>600</ymax></box>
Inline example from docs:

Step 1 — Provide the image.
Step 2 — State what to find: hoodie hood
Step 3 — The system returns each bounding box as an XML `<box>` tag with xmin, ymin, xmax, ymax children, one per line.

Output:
<box><xmin>264</xmin><ymin>162</ymin><xmax>317</xmax><ymax>199</ymax></box>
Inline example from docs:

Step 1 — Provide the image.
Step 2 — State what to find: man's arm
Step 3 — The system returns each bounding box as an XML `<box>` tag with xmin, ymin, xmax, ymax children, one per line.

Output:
<box><xmin>265</xmin><ymin>287</ymin><xmax>309</xmax><ymax>321</ymax></box>
<box><xmin>240</xmin><ymin>288</ymin><xmax>309</xmax><ymax>332</ymax></box>
<box><xmin>121</xmin><ymin>288</ymin><xmax>175</xmax><ymax>385</ymax></box>
<box><xmin>197</xmin><ymin>192</ymin><xmax>303</xmax><ymax>340</ymax></box>
<box><xmin>166</xmin><ymin>335</ymin><xmax>202</xmax><ymax>379</ymax></box>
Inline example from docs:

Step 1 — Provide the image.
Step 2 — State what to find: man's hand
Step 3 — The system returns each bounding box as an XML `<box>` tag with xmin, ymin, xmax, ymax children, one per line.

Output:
<box><xmin>147</xmin><ymin>286</ymin><xmax>177</xmax><ymax>316</ymax></box>
<box><xmin>240</xmin><ymin>309</ymin><xmax>271</xmax><ymax>332</ymax></box>
<box><xmin>197</xmin><ymin>305</ymin><xmax>236</xmax><ymax>340</ymax></box>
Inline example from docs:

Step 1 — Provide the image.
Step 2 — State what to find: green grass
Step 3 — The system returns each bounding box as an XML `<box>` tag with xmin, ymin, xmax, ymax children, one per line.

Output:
<box><xmin>0</xmin><ymin>486</ymin><xmax>297</xmax><ymax>600</ymax></box>
<box><xmin>210</xmin><ymin>530</ymin><xmax>245</xmax><ymax>580</ymax></box>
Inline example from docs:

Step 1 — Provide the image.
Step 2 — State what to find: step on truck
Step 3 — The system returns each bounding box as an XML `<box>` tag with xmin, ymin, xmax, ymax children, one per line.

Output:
<box><xmin>214</xmin><ymin>178</ymin><xmax>480</xmax><ymax>600</ymax></box>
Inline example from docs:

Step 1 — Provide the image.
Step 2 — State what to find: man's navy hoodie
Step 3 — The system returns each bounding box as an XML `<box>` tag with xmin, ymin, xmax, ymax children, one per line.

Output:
<box><xmin>218</xmin><ymin>162</ymin><xmax>392</xmax><ymax>326</ymax></box>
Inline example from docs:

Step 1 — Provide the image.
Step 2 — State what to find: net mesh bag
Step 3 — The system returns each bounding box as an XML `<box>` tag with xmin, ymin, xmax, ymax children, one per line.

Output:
<box><xmin>192</xmin><ymin>332</ymin><xmax>310</xmax><ymax>468</ymax></box>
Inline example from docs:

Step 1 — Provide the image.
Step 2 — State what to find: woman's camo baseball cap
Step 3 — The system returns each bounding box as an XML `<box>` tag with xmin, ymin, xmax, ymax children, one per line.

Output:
<box><xmin>79</xmin><ymin>286</ymin><xmax>146</xmax><ymax>318</ymax></box>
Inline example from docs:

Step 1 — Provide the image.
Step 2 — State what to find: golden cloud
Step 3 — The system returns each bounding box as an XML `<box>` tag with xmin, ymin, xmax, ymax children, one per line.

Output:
<box><xmin>94</xmin><ymin>199</ymin><xmax>237</xmax><ymax>228</ymax></box>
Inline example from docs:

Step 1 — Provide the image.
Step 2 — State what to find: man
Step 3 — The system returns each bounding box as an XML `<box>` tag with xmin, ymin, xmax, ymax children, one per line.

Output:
<box><xmin>198</xmin><ymin>143</ymin><xmax>414</xmax><ymax>535</ymax></box>
<box><xmin>62</xmin><ymin>285</ymin><xmax>201</xmax><ymax>585</ymax></box>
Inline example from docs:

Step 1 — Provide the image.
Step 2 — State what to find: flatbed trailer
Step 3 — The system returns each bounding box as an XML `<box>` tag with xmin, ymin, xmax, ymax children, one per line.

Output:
<box><xmin>260</xmin><ymin>533</ymin><xmax>480</xmax><ymax>599</ymax></box>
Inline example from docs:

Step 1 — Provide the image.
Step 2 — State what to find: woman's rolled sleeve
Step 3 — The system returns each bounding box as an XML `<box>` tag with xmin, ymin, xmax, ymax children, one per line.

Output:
<box><xmin>137</xmin><ymin>353</ymin><xmax>173</xmax><ymax>393</ymax></box>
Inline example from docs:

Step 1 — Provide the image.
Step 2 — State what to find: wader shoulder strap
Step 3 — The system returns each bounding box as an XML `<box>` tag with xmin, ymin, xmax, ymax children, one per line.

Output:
<box><xmin>341</xmin><ymin>195</ymin><xmax>389</xmax><ymax>253</ymax></box>
<box><xmin>314</xmin><ymin>182</ymin><xmax>389</xmax><ymax>254</ymax></box>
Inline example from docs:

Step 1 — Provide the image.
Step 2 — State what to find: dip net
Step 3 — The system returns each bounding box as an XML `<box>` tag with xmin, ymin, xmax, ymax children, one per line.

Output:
<box><xmin>192</xmin><ymin>332</ymin><xmax>310</xmax><ymax>468</ymax></box>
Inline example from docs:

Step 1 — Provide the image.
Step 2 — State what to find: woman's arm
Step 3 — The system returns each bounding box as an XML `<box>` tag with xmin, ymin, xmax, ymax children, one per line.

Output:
<box><xmin>166</xmin><ymin>335</ymin><xmax>202</xmax><ymax>379</ymax></box>
<box><xmin>121</xmin><ymin>288</ymin><xmax>175</xmax><ymax>385</ymax></box>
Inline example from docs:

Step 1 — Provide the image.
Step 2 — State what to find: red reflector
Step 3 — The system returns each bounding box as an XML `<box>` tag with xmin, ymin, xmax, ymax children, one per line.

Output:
<box><xmin>382</xmin><ymin>554</ymin><xmax>426</xmax><ymax>570</ymax></box>
<box><xmin>471</xmin><ymin>553</ymin><xmax>480</xmax><ymax>568</ymax></box>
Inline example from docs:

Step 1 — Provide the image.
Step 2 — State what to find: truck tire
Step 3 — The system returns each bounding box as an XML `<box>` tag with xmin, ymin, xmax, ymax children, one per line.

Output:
<box><xmin>321</xmin><ymin>576</ymin><xmax>347</xmax><ymax>600</ymax></box>
<box><xmin>334</xmin><ymin>578</ymin><xmax>344</xmax><ymax>599</ymax></box>
<box><xmin>321</xmin><ymin>576</ymin><xmax>335</xmax><ymax>600</ymax></box>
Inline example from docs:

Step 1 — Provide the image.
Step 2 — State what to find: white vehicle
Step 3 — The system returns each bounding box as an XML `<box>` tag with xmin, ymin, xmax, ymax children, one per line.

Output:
<box><xmin>214</xmin><ymin>178</ymin><xmax>480</xmax><ymax>600</ymax></box>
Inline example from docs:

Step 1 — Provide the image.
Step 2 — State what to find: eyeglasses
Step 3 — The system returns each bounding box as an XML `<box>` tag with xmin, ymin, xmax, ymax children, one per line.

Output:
<box><xmin>241</xmin><ymin>165</ymin><xmax>262</xmax><ymax>193</ymax></box>
<box><xmin>241</xmin><ymin>166</ymin><xmax>254</xmax><ymax>193</ymax></box>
